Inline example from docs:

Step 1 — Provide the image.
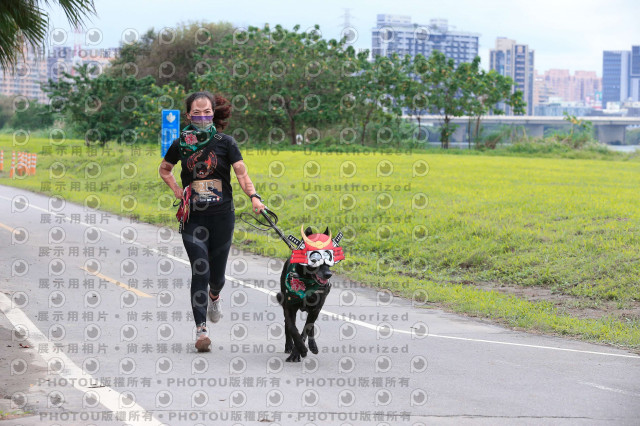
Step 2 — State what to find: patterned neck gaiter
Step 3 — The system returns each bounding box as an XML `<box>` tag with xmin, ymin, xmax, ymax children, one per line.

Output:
<box><xmin>178</xmin><ymin>123</ymin><xmax>217</xmax><ymax>160</ymax></box>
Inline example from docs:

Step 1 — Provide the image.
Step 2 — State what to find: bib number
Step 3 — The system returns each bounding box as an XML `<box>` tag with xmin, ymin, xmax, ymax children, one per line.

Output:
<box><xmin>190</xmin><ymin>179</ymin><xmax>223</xmax><ymax>207</ymax></box>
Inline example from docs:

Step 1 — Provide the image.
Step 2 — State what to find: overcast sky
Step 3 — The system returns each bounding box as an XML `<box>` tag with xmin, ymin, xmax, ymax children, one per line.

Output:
<box><xmin>45</xmin><ymin>0</ymin><xmax>639</xmax><ymax>75</ymax></box>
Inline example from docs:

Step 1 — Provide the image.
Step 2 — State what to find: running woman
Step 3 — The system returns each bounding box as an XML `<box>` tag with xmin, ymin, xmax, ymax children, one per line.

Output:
<box><xmin>159</xmin><ymin>91</ymin><xmax>265</xmax><ymax>352</ymax></box>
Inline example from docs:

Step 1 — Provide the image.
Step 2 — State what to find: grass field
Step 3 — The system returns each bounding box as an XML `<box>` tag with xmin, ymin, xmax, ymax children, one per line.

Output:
<box><xmin>1</xmin><ymin>135</ymin><xmax>639</xmax><ymax>349</ymax></box>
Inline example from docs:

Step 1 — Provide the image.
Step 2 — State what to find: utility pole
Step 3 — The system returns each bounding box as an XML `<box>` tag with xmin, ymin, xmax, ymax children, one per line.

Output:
<box><xmin>339</xmin><ymin>8</ymin><xmax>357</xmax><ymax>44</ymax></box>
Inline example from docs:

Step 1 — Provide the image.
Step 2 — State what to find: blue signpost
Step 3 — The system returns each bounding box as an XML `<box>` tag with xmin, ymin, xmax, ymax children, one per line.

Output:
<box><xmin>161</xmin><ymin>109</ymin><xmax>180</xmax><ymax>157</ymax></box>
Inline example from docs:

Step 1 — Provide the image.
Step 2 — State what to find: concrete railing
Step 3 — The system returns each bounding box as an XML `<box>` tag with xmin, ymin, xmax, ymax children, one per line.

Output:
<box><xmin>403</xmin><ymin>115</ymin><xmax>640</xmax><ymax>144</ymax></box>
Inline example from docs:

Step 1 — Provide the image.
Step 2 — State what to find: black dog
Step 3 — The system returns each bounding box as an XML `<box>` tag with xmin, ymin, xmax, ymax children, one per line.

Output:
<box><xmin>276</xmin><ymin>226</ymin><xmax>344</xmax><ymax>362</ymax></box>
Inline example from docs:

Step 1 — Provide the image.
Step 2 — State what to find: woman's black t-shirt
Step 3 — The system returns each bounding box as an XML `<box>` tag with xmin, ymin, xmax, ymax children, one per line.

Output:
<box><xmin>163</xmin><ymin>133</ymin><xmax>243</xmax><ymax>215</ymax></box>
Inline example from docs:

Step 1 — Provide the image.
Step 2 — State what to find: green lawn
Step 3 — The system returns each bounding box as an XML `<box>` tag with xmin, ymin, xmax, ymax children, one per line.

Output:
<box><xmin>1</xmin><ymin>135</ymin><xmax>639</xmax><ymax>349</ymax></box>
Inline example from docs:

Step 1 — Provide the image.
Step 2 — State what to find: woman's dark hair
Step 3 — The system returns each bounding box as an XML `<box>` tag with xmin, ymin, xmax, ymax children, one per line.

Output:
<box><xmin>185</xmin><ymin>91</ymin><xmax>232</xmax><ymax>131</ymax></box>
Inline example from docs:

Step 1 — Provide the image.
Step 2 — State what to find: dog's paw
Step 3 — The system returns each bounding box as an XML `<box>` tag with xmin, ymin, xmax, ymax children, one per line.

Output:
<box><xmin>299</xmin><ymin>346</ymin><xmax>308</xmax><ymax>358</ymax></box>
<box><xmin>286</xmin><ymin>350</ymin><xmax>301</xmax><ymax>362</ymax></box>
<box><xmin>308</xmin><ymin>340</ymin><xmax>318</xmax><ymax>355</ymax></box>
<box><xmin>284</xmin><ymin>343</ymin><xmax>293</xmax><ymax>354</ymax></box>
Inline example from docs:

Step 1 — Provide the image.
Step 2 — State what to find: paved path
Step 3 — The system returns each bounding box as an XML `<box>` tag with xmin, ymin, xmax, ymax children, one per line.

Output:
<box><xmin>1</xmin><ymin>185</ymin><xmax>639</xmax><ymax>425</ymax></box>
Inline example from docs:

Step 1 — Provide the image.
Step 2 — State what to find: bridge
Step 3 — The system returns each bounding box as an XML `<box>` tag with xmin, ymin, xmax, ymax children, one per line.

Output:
<box><xmin>403</xmin><ymin>115</ymin><xmax>640</xmax><ymax>144</ymax></box>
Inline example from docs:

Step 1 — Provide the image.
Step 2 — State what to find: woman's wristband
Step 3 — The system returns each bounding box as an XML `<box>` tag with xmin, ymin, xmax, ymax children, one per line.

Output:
<box><xmin>250</xmin><ymin>193</ymin><xmax>262</xmax><ymax>201</ymax></box>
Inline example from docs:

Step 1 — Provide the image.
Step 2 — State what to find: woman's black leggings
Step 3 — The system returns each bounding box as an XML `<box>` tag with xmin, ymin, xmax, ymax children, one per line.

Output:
<box><xmin>181</xmin><ymin>210</ymin><xmax>235</xmax><ymax>325</ymax></box>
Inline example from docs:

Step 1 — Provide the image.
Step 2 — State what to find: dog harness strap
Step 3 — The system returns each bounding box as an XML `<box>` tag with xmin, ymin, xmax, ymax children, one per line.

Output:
<box><xmin>284</xmin><ymin>263</ymin><xmax>321</xmax><ymax>300</ymax></box>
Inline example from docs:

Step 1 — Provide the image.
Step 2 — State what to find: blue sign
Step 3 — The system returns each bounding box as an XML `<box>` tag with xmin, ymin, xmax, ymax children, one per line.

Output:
<box><xmin>161</xmin><ymin>109</ymin><xmax>180</xmax><ymax>157</ymax></box>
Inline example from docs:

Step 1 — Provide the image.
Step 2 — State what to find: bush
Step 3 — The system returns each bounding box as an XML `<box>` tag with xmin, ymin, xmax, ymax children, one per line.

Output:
<box><xmin>626</xmin><ymin>128</ymin><xmax>640</xmax><ymax>145</ymax></box>
<box><xmin>8</xmin><ymin>100</ymin><xmax>54</xmax><ymax>130</ymax></box>
<box><xmin>475</xmin><ymin>125</ymin><xmax>512</xmax><ymax>150</ymax></box>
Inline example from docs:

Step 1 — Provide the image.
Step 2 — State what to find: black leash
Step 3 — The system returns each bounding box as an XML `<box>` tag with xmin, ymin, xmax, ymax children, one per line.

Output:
<box><xmin>239</xmin><ymin>207</ymin><xmax>296</xmax><ymax>251</ymax></box>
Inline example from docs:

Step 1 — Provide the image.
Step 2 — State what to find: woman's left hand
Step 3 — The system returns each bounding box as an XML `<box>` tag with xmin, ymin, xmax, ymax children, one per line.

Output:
<box><xmin>252</xmin><ymin>197</ymin><xmax>266</xmax><ymax>215</ymax></box>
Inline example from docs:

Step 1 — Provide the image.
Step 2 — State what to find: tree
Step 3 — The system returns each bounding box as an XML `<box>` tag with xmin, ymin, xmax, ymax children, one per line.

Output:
<box><xmin>341</xmin><ymin>51</ymin><xmax>407</xmax><ymax>145</ymax></box>
<box><xmin>424</xmin><ymin>51</ymin><xmax>478</xmax><ymax>148</ymax></box>
<box><xmin>193</xmin><ymin>24</ymin><xmax>348</xmax><ymax>145</ymax></box>
<box><xmin>0</xmin><ymin>0</ymin><xmax>96</xmax><ymax>71</ymax></box>
<box><xmin>107</xmin><ymin>21</ymin><xmax>234</xmax><ymax>90</ymax></box>
<box><xmin>0</xmin><ymin>95</ymin><xmax>14</xmax><ymax>128</ymax></box>
<box><xmin>132</xmin><ymin>83</ymin><xmax>186</xmax><ymax>143</ymax></box>
<box><xmin>42</xmin><ymin>64</ymin><xmax>155</xmax><ymax>145</ymax></box>
<box><xmin>400</xmin><ymin>53</ymin><xmax>431</xmax><ymax>141</ymax></box>
<box><xmin>8</xmin><ymin>99</ymin><xmax>54</xmax><ymax>130</ymax></box>
<box><xmin>466</xmin><ymin>69</ymin><xmax>526</xmax><ymax>145</ymax></box>
<box><xmin>560</xmin><ymin>112</ymin><xmax>595</xmax><ymax>148</ymax></box>
<box><xmin>416</xmin><ymin>52</ymin><xmax>525</xmax><ymax>149</ymax></box>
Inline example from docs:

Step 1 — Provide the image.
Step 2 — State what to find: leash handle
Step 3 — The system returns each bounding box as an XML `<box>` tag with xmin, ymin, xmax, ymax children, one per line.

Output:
<box><xmin>259</xmin><ymin>207</ymin><xmax>276</xmax><ymax>226</ymax></box>
<box><xmin>238</xmin><ymin>205</ymin><xmax>295</xmax><ymax>251</ymax></box>
<box><xmin>260</xmin><ymin>208</ymin><xmax>295</xmax><ymax>250</ymax></box>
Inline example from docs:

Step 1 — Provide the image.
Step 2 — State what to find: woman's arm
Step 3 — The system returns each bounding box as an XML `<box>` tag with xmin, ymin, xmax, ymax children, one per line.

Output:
<box><xmin>159</xmin><ymin>160</ymin><xmax>183</xmax><ymax>200</ymax></box>
<box><xmin>232</xmin><ymin>160</ymin><xmax>265</xmax><ymax>214</ymax></box>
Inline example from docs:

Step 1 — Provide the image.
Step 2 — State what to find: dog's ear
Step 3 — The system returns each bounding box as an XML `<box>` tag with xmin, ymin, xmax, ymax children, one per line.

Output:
<box><xmin>304</xmin><ymin>226</ymin><xmax>313</xmax><ymax>236</ymax></box>
<box><xmin>323</xmin><ymin>227</ymin><xmax>330</xmax><ymax>236</ymax></box>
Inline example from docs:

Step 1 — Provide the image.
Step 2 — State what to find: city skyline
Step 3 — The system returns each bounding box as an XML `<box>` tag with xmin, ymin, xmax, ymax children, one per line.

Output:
<box><xmin>40</xmin><ymin>0</ymin><xmax>640</xmax><ymax>75</ymax></box>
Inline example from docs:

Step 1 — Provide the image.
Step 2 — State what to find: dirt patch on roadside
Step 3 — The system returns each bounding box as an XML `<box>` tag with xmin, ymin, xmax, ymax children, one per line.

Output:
<box><xmin>0</xmin><ymin>322</ymin><xmax>46</xmax><ymax>421</ymax></box>
<box><xmin>461</xmin><ymin>280</ymin><xmax>640</xmax><ymax>321</ymax></box>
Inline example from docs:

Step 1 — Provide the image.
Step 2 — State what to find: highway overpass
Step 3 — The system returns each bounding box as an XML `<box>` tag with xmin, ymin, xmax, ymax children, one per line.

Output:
<box><xmin>403</xmin><ymin>115</ymin><xmax>640</xmax><ymax>144</ymax></box>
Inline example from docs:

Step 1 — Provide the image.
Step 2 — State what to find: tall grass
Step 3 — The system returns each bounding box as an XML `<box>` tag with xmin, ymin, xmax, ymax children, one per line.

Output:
<box><xmin>1</xmin><ymin>135</ymin><xmax>639</xmax><ymax>348</ymax></box>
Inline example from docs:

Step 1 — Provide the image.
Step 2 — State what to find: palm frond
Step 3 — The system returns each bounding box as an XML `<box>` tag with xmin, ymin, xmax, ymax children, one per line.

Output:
<box><xmin>0</xmin><ymin>0</ymin><xmax>95</xmax><ymax>71</ymax></box>
<box><xmin>43</xmin><ymin>0</ymin><xmax>96</xmax><ymax>28</ymax></box>
<box><xmin>0</xmin><ymin>0</ymin><xmax>48</xmax><ymax>71</ymax></box>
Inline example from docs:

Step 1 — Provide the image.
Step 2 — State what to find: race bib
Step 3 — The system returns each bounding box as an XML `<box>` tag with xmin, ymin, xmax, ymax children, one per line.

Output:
<box><xmin>190</xmin><ymin>179</ymin><xmax>223</xmax><ymax>206</ymax></box>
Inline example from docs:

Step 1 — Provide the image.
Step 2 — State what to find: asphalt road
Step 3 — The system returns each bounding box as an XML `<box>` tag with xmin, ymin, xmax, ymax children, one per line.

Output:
<box><xmin>1</xmin><ymin>184</ymin><xmax>639</xmax><ymax>426</ymax></box>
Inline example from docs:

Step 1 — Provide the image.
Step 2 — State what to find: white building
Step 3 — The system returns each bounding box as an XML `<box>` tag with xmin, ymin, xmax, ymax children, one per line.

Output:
<box><xmin>371</xmin><ymin>14</ymin><xmax>480</xmax><ymax>67</ymax></box>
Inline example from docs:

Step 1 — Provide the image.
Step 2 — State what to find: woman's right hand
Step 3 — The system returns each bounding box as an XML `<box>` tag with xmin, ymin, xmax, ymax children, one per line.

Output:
<box><xmin>173</xmin><ymin>187</ymin><xmax>184</xmax><ymax>201</ymax></box>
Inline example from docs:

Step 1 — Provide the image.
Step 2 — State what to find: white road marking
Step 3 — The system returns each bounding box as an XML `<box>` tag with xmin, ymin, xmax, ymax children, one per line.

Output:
<box><xmin>0</xmin><ymin>292</ymin><xmax>163</xmax><ymax>426</ymax></box>
<box><xmin>0</xmin><ymin>221</ymin><xmax>15</xmax><ymax>232</ymax></box>
<box><xmin>578</xmin><ymin>381</ymin><xmax>640</xmax><ymax>398</ymax></box>
<box><xmin>226</xmin><ymin>277</ymin><xmax>640</xmax><ymax>359</ymax></box>
<box><xmin>1</xmin><ymin>192</ymin><xmax>639</xmax><ymax>360</ymax></box>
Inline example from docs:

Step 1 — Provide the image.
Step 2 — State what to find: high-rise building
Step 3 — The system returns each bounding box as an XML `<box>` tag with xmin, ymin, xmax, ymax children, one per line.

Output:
<box><xmin>533</xmin><ymin>69</ymin><xmax>601</xmax><ymax>106</ymax></box>
<box><xmin>489</xmin><ymin>37</ymin><xmax>535</xmax><ymax>115</ymax></box>
<box><xmin>371</xmin><ymin>14</ymin><xmax>479</xmax><ymax>67</ymax></box>
<box><xmin>1</xmin><ymin>44</ymin><xmax>119</xmax><ymax>105</ymax></box>
<box><xmin>631</xmin><ymin>46</ymin><xmax>640</xmax><ymax>102</ymax></box>
<box><xmin>603</xmin><ymin>51</ymin><xmax>630</xmax><ymax>106</ymax></box>
<box><xmin>47</xmin><ymin>46</ymin><xmax>74</xmax><ymax>83</ymax></box>
<box><xmin>48</xmin><ymin>46</ymin><xmax>120</xmax><ymax>82</ymax></box>
<box><xmin>0</xmin><ymin>43</ymin><xmax>48</xmax><ymax>104</ymax></box>
<box><xmin>573</xmin><ymin>71</ymin><xmax>602</xmax><ymax>104</ymax></box>
<box><xmin>533</xmin><ymin>71</ymin><xmax>553</xmax><ymax>106</ymax></box>
<box><xmin>602</xmin><ymin>46</ymin><xmax>640</xmax><ymax>107</ymax></box>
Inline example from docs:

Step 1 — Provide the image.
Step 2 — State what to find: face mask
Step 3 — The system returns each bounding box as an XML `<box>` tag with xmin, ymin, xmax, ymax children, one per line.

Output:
<box><xmin>190</xmin><ymin>115</ymin><xmax>213</xmax><ymax>131</ymax></box>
